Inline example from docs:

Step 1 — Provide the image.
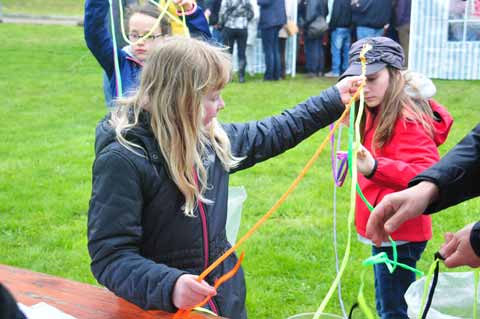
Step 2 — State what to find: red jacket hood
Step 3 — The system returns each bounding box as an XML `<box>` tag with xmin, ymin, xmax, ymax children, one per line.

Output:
<box><xmin>428</xmin><ymin>99</ymin><xmax>453</xmax><ymax>146</ymax></box>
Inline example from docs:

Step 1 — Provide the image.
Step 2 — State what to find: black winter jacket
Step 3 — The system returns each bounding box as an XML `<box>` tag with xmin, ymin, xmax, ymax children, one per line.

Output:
<box><xmin>351</xmin><ymin>0</ymin><xmax>392</xmax><ymax>29</ymax></box>
<box><xmin>298</xmin><ymin>0</ymin><xmax>328</xmax><ymax>28</ymax></box>
<box><xmin>87</xmin><ymin>86</ymin><xmax>344</xmax><ymax>318</ymax></box>
<box><xmin>410</xmin><ymin>124</ymin><xmax>480</xmax><ymax>256</ymax></box>
<box><xmin>410</xmin><ymin>124</ymin><xmax>480</xmax><ymax>213</ymax></box>
<box><xmin>329</xmin><ymin>0</ymin><xmax>352</xmax><ymax>29</ymax></box>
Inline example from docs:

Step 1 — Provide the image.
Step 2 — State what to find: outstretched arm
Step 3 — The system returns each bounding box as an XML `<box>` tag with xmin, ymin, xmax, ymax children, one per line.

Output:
<box><xmin>84</xmin><ymin>0</ymin><xmax>116</xmax><ymax>77</ymax></box>
<box><xmin>225</xmin><ymin>76</ymin><xmax>363</xmax><ymax>172</ymax></box>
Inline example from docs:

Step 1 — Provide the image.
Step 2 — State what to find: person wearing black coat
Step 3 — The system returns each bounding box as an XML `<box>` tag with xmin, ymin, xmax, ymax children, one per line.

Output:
<box><xmin>257</xmin><ymin>0</ymin><xmax>287</xmax><ymax>80</ymax></box>
<box><xmin>351</xmin><ymin>0</ymin><xmax>392</xmax><ymax>39</ymax></box>
<box><xmin>88</xmin><ymin>37</ymin><xmax>363</xmax><ymax>319</ymax></box>
<box><xmin>367</xmin><ymin>124</ymin><xmax>480</xmax><ymax>268</ymax></box>
<box><xmin>204</xmin><ymin>0</ymin><xmax>224</xmax><ymax>43</ymax></box>
<box><xmin>298</xmin><ymin>0</ymin><xmax>328</xmax><ymax>77</ymax></box>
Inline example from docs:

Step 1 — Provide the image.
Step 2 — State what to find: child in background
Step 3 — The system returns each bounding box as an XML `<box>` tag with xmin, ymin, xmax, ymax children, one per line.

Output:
<box><xmin>340</xmin><ymin>37</ymin><xmax>453</xmax><ymax>319</ymax></box>
<box><xmin>87</xmin><ymin>36</ymin><xmax>363</xmax><ymax>318</ymax></box>
<box><xmin>84</xmin><ymin>0</ymin><xmax>211</xmax><ymax>106</ymax></box>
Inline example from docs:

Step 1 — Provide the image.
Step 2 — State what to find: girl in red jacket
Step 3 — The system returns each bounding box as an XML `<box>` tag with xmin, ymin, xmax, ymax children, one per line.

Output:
<box><xmin>341</xmin><ymin>37</ymin><xmax>453</xmax><ymax>319</ymax></box>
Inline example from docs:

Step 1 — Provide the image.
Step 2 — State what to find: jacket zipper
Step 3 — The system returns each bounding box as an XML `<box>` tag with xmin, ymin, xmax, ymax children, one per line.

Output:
<box><xmin>194</xmin><ymin>170</ymin><xmax>219</xmax><ymax>315</ymax></box>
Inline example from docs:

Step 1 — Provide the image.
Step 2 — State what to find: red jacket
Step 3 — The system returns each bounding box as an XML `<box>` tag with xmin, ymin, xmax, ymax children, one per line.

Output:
<box><xmin>356</xmin><ymin>100</ymin><xmax>453</xmax><ymax>242</ymax></box>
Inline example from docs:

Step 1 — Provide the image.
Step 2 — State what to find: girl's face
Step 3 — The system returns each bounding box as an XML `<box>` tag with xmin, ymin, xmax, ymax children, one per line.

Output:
<box><xmin>202</xmin><ymin>90</ymin><xmax>225</xmax><ymax>126</ymax></box>
<box><xmin>128</xmin><ymin>13</ymin><xmax>162</xmax><ymax>62</ymax></box>
<box><xmin>364</xmin><ymin>68</ymin><xmax>390</xmax><ymax>108</ymax></box>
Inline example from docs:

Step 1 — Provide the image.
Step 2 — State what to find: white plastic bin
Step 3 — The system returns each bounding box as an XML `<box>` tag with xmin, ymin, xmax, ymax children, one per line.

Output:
<box><xmin>405</xmin><ymin>271</ymin><xmax>480</xmax><ymax>319</ymax></box>
<box><xmin>226</xmin><ymin>186</ymin><xmax>247</xmax><ymax>246</ymax></box>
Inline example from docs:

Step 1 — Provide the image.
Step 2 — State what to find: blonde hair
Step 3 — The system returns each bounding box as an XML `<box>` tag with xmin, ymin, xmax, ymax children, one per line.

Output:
<box><xmin>359</xmin><ymin>67</ymin><xmax>434</xmax><ymax>151</ymax></box>
<box><xmin>110</xmin><ymin>37</ymin><xmax>242</xmax><ymax>217</ymax></box>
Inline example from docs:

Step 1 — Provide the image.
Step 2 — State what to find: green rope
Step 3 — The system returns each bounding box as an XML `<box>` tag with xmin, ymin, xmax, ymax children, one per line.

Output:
<box><xmin>358</xmin><ymin>270</ymin><xmax>376</xmax><ymax>319</ymax></box>
<box><xmin>474</xmin><ymin>269</ymin><xmax>479</xmax><ymax>319</ymax></box>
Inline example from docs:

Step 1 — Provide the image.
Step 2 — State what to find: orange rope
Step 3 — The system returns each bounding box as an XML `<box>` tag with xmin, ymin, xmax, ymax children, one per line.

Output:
<box><xmin>175</xmin><ymin>253</ymin><xmax>245</xmax><ymax>318</ymax></box>
<box><xmin>198</xmin><ymin>92</ymin><xmax>359</xmax><ymax>281</ymax></box>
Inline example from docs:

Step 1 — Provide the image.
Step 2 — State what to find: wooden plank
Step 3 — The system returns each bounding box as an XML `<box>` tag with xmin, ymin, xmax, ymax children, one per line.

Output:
<box><xmin>0</xmin><ymin>264</ymin><xmax>219</xmax><ymax>319</ymax></box>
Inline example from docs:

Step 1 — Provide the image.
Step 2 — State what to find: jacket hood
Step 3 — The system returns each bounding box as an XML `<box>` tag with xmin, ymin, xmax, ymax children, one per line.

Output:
<box><xmin>428</xmin><ymin>99</ymin><xmax>453</xmax><ymax>146</ymax></box>
<box><xmin>94</xmin><ymin>111</ymin><xmax>157</xmax><ymax>157</ymax></box>
<box><xmin>95</xmin><ymin>115</ymin><xmax>117</xmax><ymax>156</ymax></box>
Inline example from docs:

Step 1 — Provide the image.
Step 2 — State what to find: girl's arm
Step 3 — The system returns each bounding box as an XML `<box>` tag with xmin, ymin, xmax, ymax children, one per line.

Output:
<box><xmin>366</xmin><ymin>122</ymin><xmax>441</xmax><ymax>190</ymax></box>
<box><xmin>257</xmin><ymin>0</ymin><xmax>272</xmax><ymax>7</ymax></box>
<box><xmin>182</xmin><ymin>3</ymin><xmax>212</xmax><ymax>39</ymax></box>
<box><xmin>88</xmin><ymin>150</ymin><xmax>186</xmax><ymax>312</ymax></box>
<box><xmin>84</xmin><ymin>0</ymin><xmax>117</xmax><ymax>77</ymax></box>
<box><xmin>225</xmin><ymin>86</ymin><xmax>345</xmax><ymax>172</ymax></box>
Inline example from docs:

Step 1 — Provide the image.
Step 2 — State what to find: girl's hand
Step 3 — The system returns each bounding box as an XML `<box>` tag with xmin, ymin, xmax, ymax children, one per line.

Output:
<box><xmin>173</xmin><ymin>0</ymin><xmax>194</xmax><ymax>11</ymax></box>
<box><xmin>172</xmin><ymin>274</ymin><xmax>216</xmax><ymax>309</ymax></box>
<box><xmin>356</xmin><ymin>143</ymin><xmax>376</xmax><ymax>176</ymax></box>
<box><xmin>335</xmin><ymin>75</ymin><xmax>365</xmax><ymax>105</ymax></box>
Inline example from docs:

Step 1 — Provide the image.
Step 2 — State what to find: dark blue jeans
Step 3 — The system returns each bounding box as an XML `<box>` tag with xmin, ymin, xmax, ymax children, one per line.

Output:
<box><xmin>372</xmin><ymin>241</ymin><xmax>427</xmax><ymax>319</ymax></box>
<box><xmin>261</xmin><ymin>26</ymin><xmax>282</xmax><ymax>80</ymax></box>
<box><xmin>304</xmin><ymin>36</ymin><xmax>325</xmax><ymax>75</ymax></box>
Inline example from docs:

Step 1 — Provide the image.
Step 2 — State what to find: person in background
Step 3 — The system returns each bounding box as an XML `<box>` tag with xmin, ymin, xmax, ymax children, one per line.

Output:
<box><xmin>258</xmin><ymin>0</ymin><xmax>287</xmax><ymax>81</ymax></box>
<box><xmin>299</xmin><ymin>0</ymin><xmax>328</xmax><ymax>78</ymax></box>
<box><xmin>351</xmin><ymin>0</ymin><xmax>391</xmax><ymax>39</ymax></box>
<box><xmin>246</xmin><ymin>0</ymin><xmax>260</xmax><ymax>76</ymax></box>
<box><xmin>340</xmin><ymin>37</ymin><xmax>453</xmax><ymax>319</ymax></box>
<box><xmin>204</xmin><ymin>0</ymin><xmax>224</xmax><ymax>44</ymax></box>
<box><xmin>219</xmin><ymin>0</ymin><xmax>254</xmax><ymax>83</ymax></box>
<box><xmin>394</xmin><ymin>0</ymin><xmax>411</xmax><ymax>66</ymax></box>
<box><xmin>366</xmin><ymin>124</ymin><xmax>480</xmax><ymax>269</ymax></box>
<box><xmin>102</xmin><ymin>0</ymin><xmax>139</xmax><ymax>107</ymax></box>
<box><xmin>84</xmin><ymin>0</ymin><xmax>211</xmax><ymax>107</ymax></box>
<box><xmin>324</xmin><ymin>0</ymin><xmax>351</xmax><ymax>77</ymax></box>
<box><xmin>278</xmin><ymin>0</ymin><xmax>298</xmax><ymax>79</ymax></box>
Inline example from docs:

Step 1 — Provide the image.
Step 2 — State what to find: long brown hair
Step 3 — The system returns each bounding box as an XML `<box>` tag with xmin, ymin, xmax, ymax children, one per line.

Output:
<box><xmin>110</xmin><ymin>37</ymin><xmax>242</xmax><ymax>217</ymax></box>
<box><xmin>358</xmin><ymin>67</ymin><xmax>434</xmax><ymax>152</ymax></box>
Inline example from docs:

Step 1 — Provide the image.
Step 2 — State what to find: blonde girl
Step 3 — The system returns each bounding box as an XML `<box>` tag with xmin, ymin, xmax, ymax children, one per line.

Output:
<box><xmin>88</xmin><ymin>36</ymin><xmax>362</xmax><ymax>318</ymax></box>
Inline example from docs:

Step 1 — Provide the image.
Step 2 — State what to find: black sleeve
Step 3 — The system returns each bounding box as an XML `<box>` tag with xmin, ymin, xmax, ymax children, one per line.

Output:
<box><xmin>0</xmin><ymin>284</ymin><xmax>26</xmax><ymax>319</ymax></box>
<box><xmin>409</xmin><ymin>124</ymin><xmax>480</xmax><ymax>213</ymax></box>
<box><xmin>224</xmin><ymin>86</ymin><xmax>345</xmax><ymax>172</ymax></box>
<box><xmin>88</xmin><ymin>149</ymin><xmax>185</xmax><ymax>311</ymax></box>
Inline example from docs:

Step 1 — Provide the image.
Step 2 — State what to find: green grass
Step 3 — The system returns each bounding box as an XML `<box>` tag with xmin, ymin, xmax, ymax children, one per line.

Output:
<box><xmin>1</xmin><ymin>0</ymin><xmax>84</xmax><ymax>16</ymax></box>
<box><xmin>0</xmin><ymin>23</ymin><xmax>479</xmax><ymax>319</ymax></box>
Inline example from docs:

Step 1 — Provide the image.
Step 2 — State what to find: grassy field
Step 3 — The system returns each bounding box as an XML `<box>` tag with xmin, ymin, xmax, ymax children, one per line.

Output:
<box><xmin>0</xmin><ymin>22</ymin><xmax>479</xmax><ymax>319</ymax></box>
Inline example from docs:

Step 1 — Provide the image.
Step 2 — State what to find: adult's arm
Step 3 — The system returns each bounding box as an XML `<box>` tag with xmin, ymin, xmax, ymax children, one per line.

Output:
<box><xmin>410</xmin><ymin>123</ymin><xmax>480</xmax><ymax>213</ymax></box>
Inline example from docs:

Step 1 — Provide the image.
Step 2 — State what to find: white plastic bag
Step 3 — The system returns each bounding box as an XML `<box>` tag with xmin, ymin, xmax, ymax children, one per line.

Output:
<box><xmin>226</xmin><ymin>186</ymin><xmax>247</xmax><ymax>246</ymax></box>
<box><xmin>406</xmin><ymin>271</ymin><xmax>480</xmax><ymax>319</ymax></box>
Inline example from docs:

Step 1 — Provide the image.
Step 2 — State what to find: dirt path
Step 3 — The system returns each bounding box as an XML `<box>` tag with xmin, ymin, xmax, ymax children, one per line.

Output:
<box><xmin>1</xmin><ymin>13</ymin><xmax>82</xmax><ymax>26</ymax></box>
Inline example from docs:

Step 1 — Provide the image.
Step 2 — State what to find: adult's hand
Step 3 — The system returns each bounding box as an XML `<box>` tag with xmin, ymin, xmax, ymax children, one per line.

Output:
<box><xmin>366</xmin><ymin>181</ymin><xmax>439</xmax><ymax>246</ymax></box>
<box><xmin>335</xmin><ymin>75</ymin><xmax>365</xmax><ymax>105</ymax></box>
<box><xmin>439</xmin><ymin>223</ymin><xmax>480</xmax><ymax>268</ymax></box>
<box><xmin>172</xmin><ymin>274</ymin><xmax>216</xmax><ymax>309</ymax></box>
